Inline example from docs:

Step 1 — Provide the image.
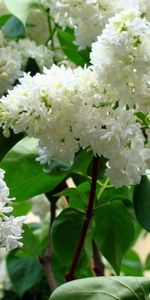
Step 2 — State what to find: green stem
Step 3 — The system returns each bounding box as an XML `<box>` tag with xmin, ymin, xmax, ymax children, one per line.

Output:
<box><xmin>46</xmin><ymin>12</ymin><xmax>55</xmax><ymax>48</ymax></box>
<box><xmin>97</xmin><ymin>177</ymin><xmax>110</xmax><ymax>200</ymax></box>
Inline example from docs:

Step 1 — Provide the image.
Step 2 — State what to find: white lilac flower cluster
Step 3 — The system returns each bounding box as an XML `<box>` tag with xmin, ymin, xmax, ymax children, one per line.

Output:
<box><xmin>0</xmin><ymin>32</ymin><xmax>53</xmax><ymax>96</ymax></box>
<box><xmin>90</xmin><ymin>10</ymin><xmax>150</xmax><ymax>112</ymax></box>
<box><xmin>41</xmin><ymin>0</ymin><xmax>111</xmax><ymax>49</ymax></box>
<box><xmin>0</xmin><ymin>9</ymin><xmax>150</xmax><ymax>187</ymax></box>
<box><xmin>0</xmin><ymin>169</ymin><xmax>25</xmax><ymax>250</ymax></box>
<box><xmin>41</xmin><ymin>0</ymin><xmax>150</xmax><ymax>49</ymax></box>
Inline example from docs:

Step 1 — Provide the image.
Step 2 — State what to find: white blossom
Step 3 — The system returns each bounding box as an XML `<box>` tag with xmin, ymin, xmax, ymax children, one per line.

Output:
<box><xmin>41</xmin><ymin>0</ymin><xmax>113</xmax><ymax>49</ymax></box>
<box><xmin>0</xmin><ymin>216</ymin><xmax>25</xmax><ymax>250</ymax></box>
<box><xmin>0</xmin><ymin>45</ymin><xmax>22</xmax><ymax>96</ymax></box>
<box><xmin>10</xmin><ymin>38</ymin><xmax>53</xmax><ymax>71</ymax></box>
<box><xmin>90</xmin><ymin>10</ymin><xmax>150</xmax><ymax>112</ymax></box>
<box><xmin>74</xmin><ymin>105</ymin><xmax>150</xmax><ymax>187</ymax></box>
<box><xmin>0</xmin><ymin>169</ymin><xmax>25</xmax><ymax>250</ymax></box>
<box><xmin>0</xmin><ymin>65</ymin><xmax>81</xmax><ymax>162</ymax></box>
<box><xmin>0</xmin><ymin>63</ymin><xmax>149</xmax><ymax>187</ymax></box>
<box><xmin>41</xmin><ymin>0</ymin><xmax>150</xmax><ymax>49</ymax></box>
<box><xmin>0</xmin><ymin>34</ymin><xmax>53</xmax><ymax>96</ymax></box>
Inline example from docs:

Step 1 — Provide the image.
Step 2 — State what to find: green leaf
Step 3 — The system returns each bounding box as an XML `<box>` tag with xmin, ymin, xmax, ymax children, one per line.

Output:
<box><xmin>0</xmin><ymin>14</ymin><xmax>11</xmax><ymax>28</ymax></box>
<box><xmin>71</xmin><ymin>149</ymin><xmax>93</xmax><ymax>176</ymax></box>
<box><xmin>2</xmin><ymin>15</ymin><xmax>25</xmax><ymax>38</ymax></box>
<box><xmin>12</xmin><ymin>199</ymin><xmax>32</xmax><ymax>216</ymax></box>
<box><xmin>50</xmin><ymin>276</ymin><xmax>150</xmax><ymax>300</ymax></box>
<box><xmin>0</xmin><ymin>129</ymin><xmax>23</xmax><ymax>162</ymax></box>
<box><xmin>57</xmin><ymin>27</ymin><xmax>90</xmax><ymax>67</ymax></box>
<box><xmin>0</xmin><ymin>137</ymin><xmax>67</xmax><ymax>201</ymax></box>
<box><xmin>51</xmin><ymin>208</ymin><xmax>88</xmax><ymax>270</ymax></box>
<box><xmin>94</xmin><ymin>201</ymin><xmax>135</xmax><ymax>274</ymax></box>
<box><xmin>51</xmin><ymin>252</ymin><xmax>66</xmax><ymax>286</ymax></box>
<box><xmin>21</xmin><ymin>224</ymin><xmax>40</xmax><ymax>258</ymax></box>
<box><xmin>7</xmin><ymin>250</ymin><xmax>43</xmax><ymax>296</ymax></box>
<box><xmin>133</xmin><ymin>176</ymin><xmax>150</xmax><ymax>231</ymax></box>
<box><xmin>97</xmin><ymin>185</ymin><xmax>131</xmax><ymax>206</ymax></box>
<box><xmin>4</xmin><ymin>0</ymin><xmax>40</xmax><ymax>25</ymax></box>
<box><xmin>121</xmin><ymin>250</ymin><xmax>143</xmax><ymax>276</ymax></box>
<box><xmin>67</xmin><ymin>183</ymin><xmax>89</xmax><ymax>211</ymax></box>
<box><xmin>135</xmin><ymin>111</ymin><xmax>150</xmax><ymax>128</ymax></box>
<box><xmin>55</xmin><ymin>181</ymin><xmax>90</xmax><ymax>211</ymax></box>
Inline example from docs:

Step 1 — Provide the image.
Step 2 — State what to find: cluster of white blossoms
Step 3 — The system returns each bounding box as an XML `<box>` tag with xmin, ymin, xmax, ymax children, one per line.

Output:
<box><xmin>0</xmin><ymin>169</ymin><xmax>25</xmax><ymax>250</ymax></box>
<box><xmin>0</xmin><ymin>8</ymin><xmax>150</xmax><ymax>187</ymax></box>
<box><xmin>41</xmin><ymin>0</ymin><xmax>111</xmax><ymax>49</ymax></box>
<box><xmin>0</xmin><ymin>63</ymin><xmax>149</xmax><ymax>187</ymax></box>
<box><xmin>90</xmin><ymin>10</ymin><xmax>150</xmax><ymax>112</ymax></box>
<box><xmin>41</xmin><ymin>0</ymin><xmax>150</xmax><ymax>49</ymax></box>
<box><xmin>0</xmin><ymin>32</ymin><xmax>53</xmax><ymax>96</ymax></box>
<box><xmin>10</xmin><ymin>38</ymin><xmax>53</xmax><ymax>71</ymax></box>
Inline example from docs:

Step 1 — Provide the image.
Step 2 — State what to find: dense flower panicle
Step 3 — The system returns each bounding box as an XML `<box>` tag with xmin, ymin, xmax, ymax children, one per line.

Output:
<box><xmin>0</xmin><ymin>169</ymin><xmax>25</xmax><ymax>250</ymax></box>
<box><xmin>0</xmin><ymin>5</ymin><xmax>149</xmax><ymax>187</ymax></box>
<box><xmin>41</xmin><ymin>0</ymin><xmax>150</xmax><ymax>49</ymax></box>
<box><xmin>0</xmin><ymin>216</ymin><xmax>25</xmax><ymax>250</ymax></box>
<box><xmin>41</xmin><ymin>0</ymin><xmax>112</xmax><ymax>49</ymax></box>
<box><xmin>12</xmin><ymin>39</ymin><xmax>53</xmax><ymax>71</ymax></box>
<box><xmin>90</xmin><ymin>10</ymin><xmax>150</xmax><ymax>112</ymax></box>
<box><xmin>0</xmin><ymin>62</ymin><xmax>149</xmax><ymax>187</ymax></box>
<box><xmin>2</xmin><ymin>0</ymin><xmax>150</xmax><ymax>52</ymax></box>
<box><xmin>0</xmin><ymin>34</ymin><xmax>53</xmax><ymax>96</ymax></box>
<box><xmin>74</xmin><ymin>106</ymin><xmax>150</xmax><ymax>186</ymax></box>
<box><xmin>0</xmin><ymin>45</ymin><xmax>22</xmax><ymax>96</ymax></box>
<box><xmin>0</xmin><ymin>65</ymin><xmax>81</xmax><ymax>162</ymax></box>
<box><xmin>129</xmin><ymin>0</ymin><xmax>150</xmax><ymax>22</ymax></box>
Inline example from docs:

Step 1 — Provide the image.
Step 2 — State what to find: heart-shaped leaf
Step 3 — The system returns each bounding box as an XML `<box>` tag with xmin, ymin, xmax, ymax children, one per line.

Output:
<box><xmin>94</xmin><ymin>201</ymin><xmax>135</xmax><ymax>274</ymax></box>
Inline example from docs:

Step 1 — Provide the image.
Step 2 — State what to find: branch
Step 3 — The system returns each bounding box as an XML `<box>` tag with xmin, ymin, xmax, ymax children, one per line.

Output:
<box><xmin>66</xmin><ymin>156</ymin><xmax>100</xmax><ymax>282</ymax></box>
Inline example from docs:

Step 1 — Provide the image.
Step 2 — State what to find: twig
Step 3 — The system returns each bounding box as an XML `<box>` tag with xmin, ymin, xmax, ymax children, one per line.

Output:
<box><xmin>65</xmin><ymin>156</ymin><xmax>100</xmax><ymax>281</ymax></box>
